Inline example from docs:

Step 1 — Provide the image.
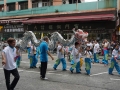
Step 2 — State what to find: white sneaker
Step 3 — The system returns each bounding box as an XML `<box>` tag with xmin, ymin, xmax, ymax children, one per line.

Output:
<box><xmin>41</xmin><ymin>77</ymin><xmax>48</xmax><ymax>80</ymax></box>
<box><xmin>43</xmin><ymin>77</ymin><xmax>48</xmax><ymax>80</ymax></box>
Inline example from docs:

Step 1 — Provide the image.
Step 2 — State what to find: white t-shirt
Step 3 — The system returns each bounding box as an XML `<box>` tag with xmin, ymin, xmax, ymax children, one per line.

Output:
<box><xmin>3</xmin><ymin>46</ymin><xmax>17</xmax><ymax>70</ymax></box>
<box><xmin>94</xmin><ymin>43</ymin><xmax>100</xmax><ymax>53</ymax></box>
<box><xmin>72</xmin><ymin>47</ymin><xmax>81</xmax><ymax>63</ymax></box>
<box><xmin>57</xmin><ymin>45</ymin><xmax>64</xmax><ymax>59</ymax></box>
<box><xmin>85</xmin><ymin>50</ymin><xmax>92</xmax><ymax>58</ymax></box>
<box><xmin>27</xmin><ymin>41</ymin><xmax>31</xmax><ymax>47</ymax></box>
<box><xmin>16</xmin><ymin>49</ymin><xmax>21</xmax><ymax>56</ymax></box>
<box><xmin>112</xmin><ymin>49</ymin><xmax>118</xmax><ymax>57</ymax></box>
<box><xmin>30</xmin><ymin>46</ymin><xmax>36</xmax><ymax>56</ymax></box>
<box><xmin>104</xmin><ymin>42</ymin><xmax>109</xmax><ymax>48</ymax></box>
<box><xmin>87</xmin><ymin>43</ymin><xmax>93</xmax><ymax>49</ymax></box>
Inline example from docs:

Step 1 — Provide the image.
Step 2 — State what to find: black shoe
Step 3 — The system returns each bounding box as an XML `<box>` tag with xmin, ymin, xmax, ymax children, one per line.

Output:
<box><xmin>30</xmin><ymin>67</ymin><xmax>34</xmax><ymax>68</ymax></box>
<box><xmin>76</xmin><ymin>72</ymin><xmax>81</xmax><ymax>74</ymax></box>
<box><xmin>53</xmin><ymin>68</ymin><xmax>57</xmax><ymax>70</ymax></box>
<box><xmin>109</xmin><ymin>73</ymin><xmax>114</xmax><ymax>75</ymax></box>
<box><xmin>63</xmin><ymin>69</ymin><xmax>67</xmax><ymax>71</ymax></box>
<box><xmin>34</xmin><ymin>66</ymin><xmax>37</xmax><ymax>68</ymax></box>
<box><xmin>70</xmin><ymin>70</ymin><xmax>73</xmax><ymax>73</ymax></box>
<box><xmin>86</xmin><ymin>73</ymin><xmax>90</xmax><ymax>76</ymax></box>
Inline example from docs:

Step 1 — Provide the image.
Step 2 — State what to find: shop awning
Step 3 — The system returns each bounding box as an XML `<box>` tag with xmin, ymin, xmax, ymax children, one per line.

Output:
<box><xmin>22</xmin><ymin>14</ymin><xmax>115</xmax><ymax>24</ymax></box>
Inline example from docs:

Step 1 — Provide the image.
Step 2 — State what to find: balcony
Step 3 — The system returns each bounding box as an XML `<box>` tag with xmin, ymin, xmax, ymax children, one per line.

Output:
<box><xmin>0</xmin><ymin>0</ymin><xmax>27</xmax><ymax>4</ymax></box>
<box><xmin>0</xmin><ymin>0</ymin><xmax>117</xmax><ymax>18</ymax></box>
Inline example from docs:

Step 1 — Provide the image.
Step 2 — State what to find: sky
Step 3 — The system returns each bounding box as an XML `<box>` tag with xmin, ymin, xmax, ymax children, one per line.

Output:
<box><xmin>85</xmin><ymin>0</ymin><xmax>98</xmax><ymax>2</ymax></box>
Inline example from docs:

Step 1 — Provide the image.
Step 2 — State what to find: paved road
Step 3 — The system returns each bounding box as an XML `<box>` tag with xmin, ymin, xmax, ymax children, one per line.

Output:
<box><xmin>0</xmin><ymin>54</ymin><xmax>120</xmax><ymax>90</ymax></box>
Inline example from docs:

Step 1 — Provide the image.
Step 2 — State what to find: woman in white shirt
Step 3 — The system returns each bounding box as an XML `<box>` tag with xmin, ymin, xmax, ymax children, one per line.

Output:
<box><xmin>70</xmin><ymin>42</ymin><xmax>81</xmax><ymax>73</ymax></box>
<box><xmin>93</xmin><ymin>40</ymin><xmax>100</xmax><ymax>63</ymax></box>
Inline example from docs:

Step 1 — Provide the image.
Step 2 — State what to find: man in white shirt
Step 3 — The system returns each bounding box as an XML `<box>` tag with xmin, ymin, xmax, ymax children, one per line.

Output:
<box><xmin>53</xmin><ymin>42</ymin><xmax>67</xmax><ymax>71</ymax></box>
<box><xmin>2</xmin><ymin>38</ymin><xmax>20</xmax><ymax>90</ymax></box>
<box><xmin>93</xmin><ymin>40</ymin><xmax>100</xmax><ymax>63</ymax></box>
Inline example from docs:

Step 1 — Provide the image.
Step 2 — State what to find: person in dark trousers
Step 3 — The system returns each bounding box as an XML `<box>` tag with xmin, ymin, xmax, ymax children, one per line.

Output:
<box><xmin>2</xmin><ymin>38</ymin><xmax>20</xmax><ymax>90</ymax></box>
<box><xmin>39</xmin><ymin>36</ymin><xmax>54</xmax><ymax>80</ymax></box>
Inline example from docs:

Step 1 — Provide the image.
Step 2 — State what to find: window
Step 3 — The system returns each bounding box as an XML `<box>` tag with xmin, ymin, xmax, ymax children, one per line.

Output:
<box><xmin>32</xmin><ymin>3</ymin><xmax>38</xmax><ymax>8</ymax></box>
<box><xmin>7</xmin><ymin>3</ymin><xmax>15</xmax><ymax>11</ymax></box>
<box><xmin>19</xmin><ymin>2</ymin><xmax>28</xmax><ymax>10</ymax></box>
<box><xmin>42</xmin><ymin>0</ymin><xmax>52</xmax><ymax>7</ymax></box>
<box><xmin>69</xmin><ymin>0</ymin><xmax>81</xmax><ymax>4</ymax></box>
<box><xmin>32</xmin><ymin>0</ymin><xmax>39</xmax><ymax>8</ymax></box>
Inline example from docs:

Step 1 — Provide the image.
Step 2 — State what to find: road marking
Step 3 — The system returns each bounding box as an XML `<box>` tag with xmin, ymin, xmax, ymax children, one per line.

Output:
<box><xmin>110</xmin><ymin>78</ymin><xmax>120</xmax><ymax>81</ymax></box>
<box><xmin>17</xmin><ymin>69</ymin><xmax>68</xmax><ymax>77</ymax></box>
<box><xmin>18</xmin><ymin>70</ymin><xmax>24</xmax><ymax>72</ymax></box>
<box><xmin>26</xmin><ymin>71</ymin><xmax>39</xmax><ymax>74</ymax></box>
<box><xmin>47</xmin><ymin>71</ymin><xmax>56</xmax><ymax>73</ymax></box>
<box><xmin>90</xmin><ymin>71</ymin><xmax>117</xmax><ymax>77</ymax></box>
<box><xmin>90</xmin><ymin>72</ymin><xmax>108</xmax><ymax>76</ymax></box>
<box><xmin>21</xmin><ymin>61</ymin><xmax>51</xmax><ymax>66</ymax></box>
<box><xmin>21</xmin><ymin>61</ymin><xmax>29</xmax><ymax>64</ymax></box>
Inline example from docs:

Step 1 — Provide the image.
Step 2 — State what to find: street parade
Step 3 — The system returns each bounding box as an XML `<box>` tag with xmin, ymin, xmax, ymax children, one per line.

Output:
<box><xmin>0</xmin><ymin>0</ymin><xmax>120</xmax><ymax>90</ymax></box>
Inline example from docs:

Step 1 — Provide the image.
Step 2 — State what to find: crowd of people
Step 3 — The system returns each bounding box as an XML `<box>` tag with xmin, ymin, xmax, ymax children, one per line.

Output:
<box><xmin>1</xmin><ymin>37</ymin><xmax>120</xmax><ymax>90</ymax></box>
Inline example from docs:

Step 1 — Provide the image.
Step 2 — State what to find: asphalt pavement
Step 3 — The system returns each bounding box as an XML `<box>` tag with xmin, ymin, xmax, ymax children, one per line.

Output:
<box><xmin>0</xmin><ymin>53</ymin><xmax>120</xmax><ymax>90</ymax></box>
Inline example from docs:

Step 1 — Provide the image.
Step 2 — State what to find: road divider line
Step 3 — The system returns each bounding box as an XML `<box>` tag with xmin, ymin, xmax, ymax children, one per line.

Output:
<box><xmin>90</xmin><ymin>72</ymin><xmax>108</xmax><ymax>76</ymax></box>
<box><xmin>17</xmin><ymin>69</ymin><xmax>69</xmax><ymax>76</ymax></box>
<box><xmin>110</xmin><ymin>78</ymin><xmax>120</xmax><ymax>81</ymax></box>
<box><xmin>90</xmin><ymin>71</ymin><xmax>117</xmax><ymax>77</ymax></box>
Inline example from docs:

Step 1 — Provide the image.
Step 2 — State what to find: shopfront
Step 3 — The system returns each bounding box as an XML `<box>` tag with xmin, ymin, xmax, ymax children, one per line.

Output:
<box><xmin>0</xmin><ymin>24</ymin><xmax>25</xmax><ymax>40</ymax></box>
<box><xmin>24</xmin><ymin>20</ymin><xmax>116</xmax><ymax>41</ymax></box>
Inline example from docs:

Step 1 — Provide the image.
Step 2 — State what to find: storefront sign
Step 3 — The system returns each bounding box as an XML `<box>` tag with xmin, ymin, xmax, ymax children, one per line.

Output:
<box><xmin>0</xmin><ymin>24</ymin><xmax>24</xmax><ymax>33</ymax></box>
<box><xmin>25</xmin><ymin>21</ymin><xmax>115</xmax><ymax>32</ymax></box>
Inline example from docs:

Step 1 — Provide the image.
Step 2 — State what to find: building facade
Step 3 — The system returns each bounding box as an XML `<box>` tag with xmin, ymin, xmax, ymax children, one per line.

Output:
<box><xmin>0</xmin><ymin>0</ymin><xmax>118</xmax><ymax>41</ymax></box>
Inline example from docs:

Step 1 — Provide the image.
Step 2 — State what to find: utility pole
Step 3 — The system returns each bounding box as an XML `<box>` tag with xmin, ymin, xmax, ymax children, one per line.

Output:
<box><xmin>76</xmin><ymin>0</ymin><xmax>78</xmax><ymax>10</ymax></box>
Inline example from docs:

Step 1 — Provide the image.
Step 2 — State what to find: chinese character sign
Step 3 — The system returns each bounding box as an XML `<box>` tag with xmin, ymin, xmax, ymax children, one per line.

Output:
<box><xmin>3</xmin><ymin>25</ymin><xmax>24</xmax><ymax>33</ymax></box>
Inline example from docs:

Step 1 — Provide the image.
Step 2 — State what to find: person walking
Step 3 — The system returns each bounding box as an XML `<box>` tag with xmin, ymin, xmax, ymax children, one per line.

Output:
<box><xmin>1</xmin><ymin>38</ymin><xmax>20</xmax><ymax>90</ymax></box>
<box><xmin>109</xmin><ymin>45</ymin><xmax>120</xmax><ymax>75</ymax></box>
<box><xmin>101</xmin><ymin>39</ymin><xmax>110</xmax><ymax>65</ymax></box>
<box><xmin>70</xmin><ymin>42</ymin><xmax>81</xmax><ymax>73</ymax></box>
<box><xmin>53</xmin><ymin>42</ymin><xmax>67</xmax><ymax>71</ymax></box>
<box><xmin>39</xmin><ymin>36</ymin><xmax>54</xmax><ymax>80</ymax></box>
<box><xmin>15</xmin><ymin>46</ymin><xmax>21</xmax><ymax>68</ymax></box>
<box><xmin>93</xmin><ymin>40</ymin><xmax>100</xmax><ymax>63</ymax></box>
<box><xmin>27</xmin><ymin>41</ymin><xmax>31</xmax><ymax>59</ymax></box>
